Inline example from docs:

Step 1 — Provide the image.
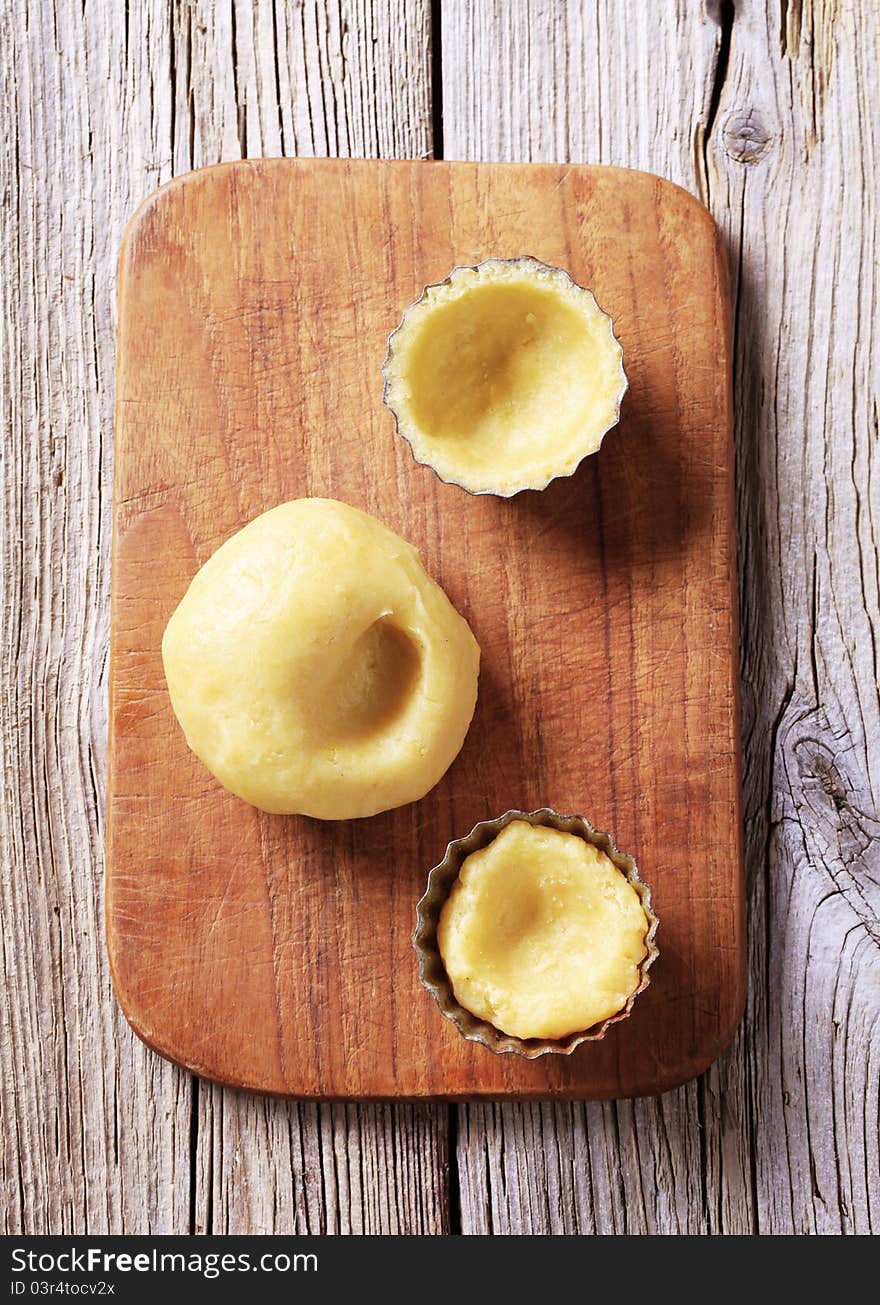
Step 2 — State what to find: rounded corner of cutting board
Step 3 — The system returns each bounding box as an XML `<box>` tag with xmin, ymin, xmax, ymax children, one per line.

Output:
<box><xmin>117</xmin><ymin>162</ymin><xmax>256</xmax><ymax>277</ymax></box>
<box><xmin>557</xmin><ymin>162</ymin><xmax>721</xmax><ymax>230</ymax></box>
<box><xmin>654</xmin><ymin>980</ymin><xmax>747</xmax><ymax>1097</ymax></box>
<box><xmin>106</xmin><ymin>940</ymin><xmax>280</xmax><ymax>1095</ymax></box>
<box><xmin>647</xmin><ymin>170</ymin><xmax>718</xmax><ymax>223</ymax></box>
<box><xmin>104</xmin><ymin>927</ymin><xmax>187</xmax><ymax>1075</ymax></box>
<box><xmin>118</xmin><ymin>175</ymin><xmax>187</xmax><ymax>272</ymax></box>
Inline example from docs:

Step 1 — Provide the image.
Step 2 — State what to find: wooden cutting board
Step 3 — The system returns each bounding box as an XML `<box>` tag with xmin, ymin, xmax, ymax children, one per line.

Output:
<box><xmin>108</xmin><ymin>158</ymin><xmax>744</xmax><ymax>1099</ymax></box>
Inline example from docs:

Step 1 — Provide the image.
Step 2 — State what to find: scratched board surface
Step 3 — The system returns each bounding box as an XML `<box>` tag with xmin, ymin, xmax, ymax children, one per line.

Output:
<box><xmin>107</xmin><ymin>158</ymin><xmax>744</xmax><ymax>1098</ymax></box>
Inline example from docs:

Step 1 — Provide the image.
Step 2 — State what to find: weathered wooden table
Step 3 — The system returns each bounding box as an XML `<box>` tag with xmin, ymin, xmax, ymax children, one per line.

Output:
<box><xmin>2</xmin><ymin>0</ymin><xmax>878</xmax><ymax>1234</ymax></box>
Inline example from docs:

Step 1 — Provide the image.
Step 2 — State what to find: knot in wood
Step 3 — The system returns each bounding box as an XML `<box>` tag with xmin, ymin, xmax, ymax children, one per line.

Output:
<box><xmin>723</xmin><ymin>112</ymin><xmax>773</xmax><ymax>164</ymax></box>
<box><xmin>798</xmin><ymin>743</ymin><xmax>849</xmax><ymax>814</ymax></box>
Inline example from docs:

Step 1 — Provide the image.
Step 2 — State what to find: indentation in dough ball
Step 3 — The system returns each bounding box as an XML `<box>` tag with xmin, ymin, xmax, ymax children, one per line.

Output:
<box><xmin>317</xmin><ymin>618</ymin><xmax>423</xmax><ymax>744</ymax></box>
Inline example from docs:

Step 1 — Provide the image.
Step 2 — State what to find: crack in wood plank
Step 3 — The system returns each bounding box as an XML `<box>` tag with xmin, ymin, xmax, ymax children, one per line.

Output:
<box><xmin>2</xmin><ymin>0</ymin><xmax>446</xmax><ymax>1236</ymax></box>
<box><xmin>3</xmin><ymin>0</ymin><xmax>877</xmax><ymax>1234</ymax></box>
<box><xmin>441</xmin><ymin>0</ymin><xmax>879</xmax><ymax>1235</ymax></box>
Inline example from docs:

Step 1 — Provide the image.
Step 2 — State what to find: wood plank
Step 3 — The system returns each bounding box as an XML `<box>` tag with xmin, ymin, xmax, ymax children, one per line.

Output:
<box><xmin>6</xmin><ymin>0</ymin><xmax>877</xmax><ymax>1236</ymax></box>
<box><xmin>169</xmin><ymin>0</ymin><xmax>448</xmax><ymax>1234</ymax></box>
<box><xmin>191</xmin><ymin>1093</ymin><xmax>449</xmax><ymax>1234</ymax></box>
<box><xmin>0</xmin><ymin>0</ymin><xmax>193</xmax><ymax>1236</ymax></box>
<box><xmin>109</xmin><ymin>156</ymin><xmax>741</xmax><ymax>1100</ymax></box>
<box><xmin>444</xmin><ymin>0</ymin><xmax>879</xmax><ymax>1234</ymax></box>
<box><xmin>1</xmin><ymin>0</ymin><xmax>447</xmax><ymax>1234</ymax></box>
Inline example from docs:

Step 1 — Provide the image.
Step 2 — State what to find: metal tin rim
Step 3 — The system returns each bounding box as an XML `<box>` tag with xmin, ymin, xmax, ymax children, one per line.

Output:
<box><xmin>381</xmin><ymin>256</ymin><xmax>629</xmax><ymax>498</ymax></box>
<box><xmin>413</xmin><ymin>807</ymin><xmax>660</xmax><ymax>1057</ymax></box>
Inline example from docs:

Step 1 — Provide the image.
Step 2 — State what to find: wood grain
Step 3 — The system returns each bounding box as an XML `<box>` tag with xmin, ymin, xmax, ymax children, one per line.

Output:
<box><xmin>443</xmin><ymin>0</ymin><xmax>880</xmax><ymax>1233</ymax></box>
<box><xmin>3</xmin><ymin>0</ymin><xmax>878</xmax><ymax>1232</ymax></box>
<box><xmin>2</xmin><ymin>0</ymin><xmax>448</xmax><ymax>1234</ymax></box>
<box><xmin>108</xmin><ymin>156</ymin><xmax>742</xmax><ymax>1099</ymax></box>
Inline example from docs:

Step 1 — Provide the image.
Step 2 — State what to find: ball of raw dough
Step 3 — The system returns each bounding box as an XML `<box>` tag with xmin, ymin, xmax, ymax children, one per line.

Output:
<box><xmin>162</xmin><ymin>498</ymin><xmax>480</xmax><ymax>818</ymax></box>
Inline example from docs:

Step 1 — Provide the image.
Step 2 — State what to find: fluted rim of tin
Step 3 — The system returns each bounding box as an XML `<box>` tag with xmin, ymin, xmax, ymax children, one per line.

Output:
<box><xmin>413</xmin><ymin>807</ymin><xmax>659</xmax><ymax>1057</ymax></box>
<box><xmin>381</xmin><ymin>257</ymin><xmax>629</xmax><ymax>498</ymax></box>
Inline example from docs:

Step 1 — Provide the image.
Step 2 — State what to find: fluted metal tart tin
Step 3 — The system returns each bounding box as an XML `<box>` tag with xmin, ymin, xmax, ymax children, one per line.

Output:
<box><xmin>413</xmin><ymin>807</ymin><xmax>659</xmax><ymax>1057</ymax></box>
<box><xmin>381</xmin><ymin>257</ymin><xmax>629</xmax><ymax>497</ymax></box>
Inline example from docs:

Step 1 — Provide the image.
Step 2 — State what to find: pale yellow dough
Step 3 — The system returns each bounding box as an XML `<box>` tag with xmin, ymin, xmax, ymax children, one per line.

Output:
<box><xmin>383</xmin><ymin>257</ymin><xmax>627</xmax><ymax>495</ymax></box>
<box><xmin>162</xmin><ymin>498</ymin><xmax>480</xmax><ymax>819</ymax></box>
<box><xmin>437</xmin><ymin>821</ymin><xmax>649</xmax><ymax>1040</ymax></box>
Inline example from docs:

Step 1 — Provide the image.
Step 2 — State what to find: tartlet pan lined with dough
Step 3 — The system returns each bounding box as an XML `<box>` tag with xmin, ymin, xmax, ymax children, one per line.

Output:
<box><xmin>414</xmin><ymin>807</ymin><xmax>659</xmax><ymax>1057</ymax></box>
<box><xmin>382</xmin><ymin>257</ymin><xmax>628</xmax><ymax>496</ymax></box>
